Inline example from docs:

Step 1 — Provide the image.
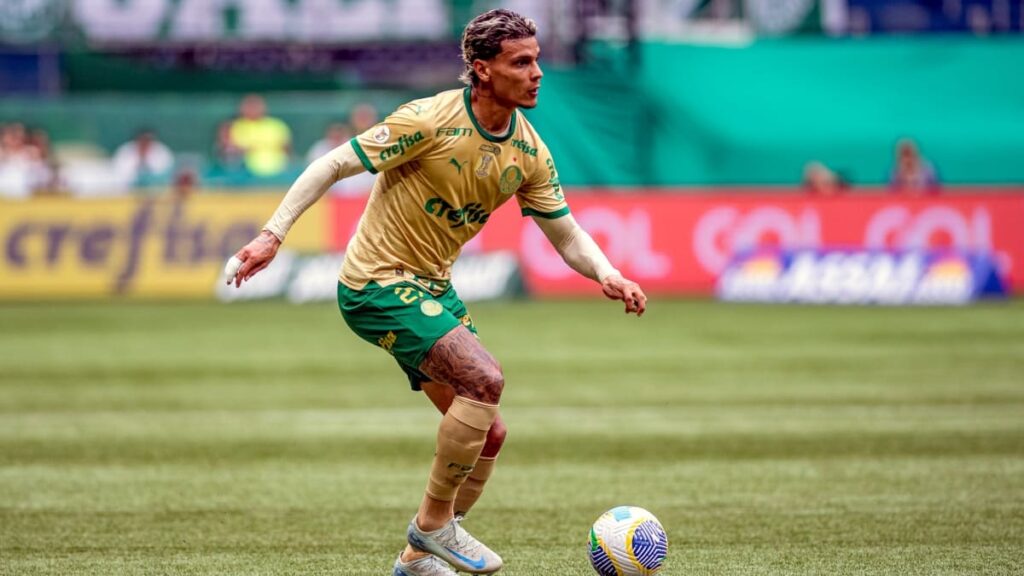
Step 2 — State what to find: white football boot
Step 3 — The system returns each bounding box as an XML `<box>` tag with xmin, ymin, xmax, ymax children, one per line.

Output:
<box><xmin>392</xmin><ymin>552</ymin><xmax>457</xmax><ymax>576</ymax></box>
<box><xmin>406</xmin><ymin>516</ymin><xmax>503</xmax><ymax>574</ymax></box>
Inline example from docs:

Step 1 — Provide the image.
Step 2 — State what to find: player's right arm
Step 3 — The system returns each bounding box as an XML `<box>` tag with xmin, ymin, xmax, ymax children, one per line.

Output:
<box><xmin>226</xmin><ymin>140</ymin><xmax>367</xmax><ymax>287</ymax></box>
<box><xmin>227</xmin><ymin>102</ymin><xmax>433</xmax><ymax>287</ymax></box>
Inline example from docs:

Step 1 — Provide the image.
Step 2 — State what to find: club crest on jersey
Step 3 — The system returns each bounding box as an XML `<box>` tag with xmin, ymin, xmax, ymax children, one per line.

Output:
<box><xmin>500</xmin><ymin>166</ymin><xmax>523</xmax><ymax>194</ymax></box>
<box><xmin>372</xmin><ymin>125</ymin><xmax>391</xmax><ymax>143</ymax></box>
<box><xmin>420</xmin><ymin>300</ymin><xmax>443</xmax><ymax>317</ymax></box>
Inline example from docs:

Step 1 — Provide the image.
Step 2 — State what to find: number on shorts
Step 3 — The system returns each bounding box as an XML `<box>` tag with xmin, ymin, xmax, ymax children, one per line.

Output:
<box><xmin>394</xmin><ymin>286</ymin><xmax>422</xmax><ymax>304</ymax></box>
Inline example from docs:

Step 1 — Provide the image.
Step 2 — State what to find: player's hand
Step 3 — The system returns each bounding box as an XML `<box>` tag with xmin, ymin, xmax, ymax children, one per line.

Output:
<box><xmin>225</xmin><ymin>230</ymin><xmax>282</xmax><ymax>288</ymax></box>
<box><xmin>601</xmin><ymin>274</ymin><xmax>647</xmax><ymax>317</ymax></box>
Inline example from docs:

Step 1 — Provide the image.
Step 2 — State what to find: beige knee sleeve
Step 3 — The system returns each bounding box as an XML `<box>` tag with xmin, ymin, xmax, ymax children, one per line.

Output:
<box><xmin>426</xmin><ymin>396</ymin><xmax>499</xmax><ymax>502</ymax></box>
<box><xmin>454</xmin><ymin>456</ymin><xmax>497</xmax><ymax>516</ymax></box>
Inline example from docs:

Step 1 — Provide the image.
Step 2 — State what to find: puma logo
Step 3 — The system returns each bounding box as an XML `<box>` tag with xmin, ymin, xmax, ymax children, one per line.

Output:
<box><xmin>449</xmin><ymin>158</ymin><xmax>469</xmax><ymax>174</ymax></box>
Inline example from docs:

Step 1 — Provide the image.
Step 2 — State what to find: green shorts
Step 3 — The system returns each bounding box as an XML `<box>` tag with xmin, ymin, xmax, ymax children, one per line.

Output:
<box><xmin>337</xmin><ymin>281</ymin><xmax>478</xmax><ymax>391</ymax></box>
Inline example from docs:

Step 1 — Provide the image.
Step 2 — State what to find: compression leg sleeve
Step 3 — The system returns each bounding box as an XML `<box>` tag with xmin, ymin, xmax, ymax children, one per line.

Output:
<box><xmin>453</xmin><ymin>456</ymin><xmax>497</xmax><ymax>516</ymax></box>
<box><xmin>426</xmin><ymin>396</ymin><xmax>499</xmax><ymax>502</ymax></box>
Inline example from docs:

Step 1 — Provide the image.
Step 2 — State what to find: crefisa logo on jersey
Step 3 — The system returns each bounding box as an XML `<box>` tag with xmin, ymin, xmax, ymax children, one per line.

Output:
<box><xmin>372</xmin><ymin>125</ymin><xmax>391</xmax><ymax>143</ymax></box>
<box><xmin>423</xmin><ymin>198</ymin><xmax>491</xmax><ymax>229</ymax></box>
<box><xmin>378</xmin><ymin>131</ymin><xmax>424</xmax><ymax>161</ymax></box>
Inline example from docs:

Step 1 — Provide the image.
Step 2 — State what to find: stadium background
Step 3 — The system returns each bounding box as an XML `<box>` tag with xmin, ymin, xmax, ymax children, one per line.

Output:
<box><xmin>2</xmin><ymin>1</ymin><xmax>1023</xmax><ymax>575</ymax></box>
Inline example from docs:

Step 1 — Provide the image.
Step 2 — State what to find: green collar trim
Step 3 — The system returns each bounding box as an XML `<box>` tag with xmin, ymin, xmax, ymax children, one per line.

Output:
<box><xmin>463</xmin><ymin>87</ymin><xmax>517</xmax><ymax>143</ymax></box>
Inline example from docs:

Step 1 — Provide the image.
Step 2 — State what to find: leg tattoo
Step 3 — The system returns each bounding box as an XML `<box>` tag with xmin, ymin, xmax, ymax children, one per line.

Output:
<box><xmin>420</xmin><ymin>326</ymin><xmax>504</xmax><ymax>404</ymax></box>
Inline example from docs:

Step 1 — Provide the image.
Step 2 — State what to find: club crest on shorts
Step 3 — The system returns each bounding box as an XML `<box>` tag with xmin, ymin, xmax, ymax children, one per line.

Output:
<box><xmin>372</xmin><ymin>125</ymin><xmax>391</xmax><ymax>143</ymax></box>
<box><xmin>420</xmin><ymin>300</ymin><xmax>443</xmax><ymax>317</ymax></box>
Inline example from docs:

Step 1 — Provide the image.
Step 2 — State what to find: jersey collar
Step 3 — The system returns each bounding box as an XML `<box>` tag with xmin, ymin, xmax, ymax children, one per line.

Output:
<box><xmin>463</xmin><ymin>87</ymin><xmax>517</xmax><ymax>143</ymax></box>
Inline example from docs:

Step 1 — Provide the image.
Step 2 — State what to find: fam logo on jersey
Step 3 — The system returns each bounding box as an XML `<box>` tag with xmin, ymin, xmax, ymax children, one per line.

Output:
<box><xmin>499</xmin><ymin>166</ymin><xmax>523</xmax><ymax>195</ymax></box>
<box><xmin>436</xmin><ymin>127</ymin><xmax>473</xmax><ymax>138</ymax></box>
<box><xmin>379</xmin><ymin>131</ymin><xmax>424</xmax><ymax>161</ymax></box>
<box><xmin>371</xmin><ymin>125</ymin><xmax>390</xmax><ymax>143</ymax></box>
<box><xmin>424</xmin><ymin>198</ymin><xmax>491</xmax><ymax>229</ymax></box>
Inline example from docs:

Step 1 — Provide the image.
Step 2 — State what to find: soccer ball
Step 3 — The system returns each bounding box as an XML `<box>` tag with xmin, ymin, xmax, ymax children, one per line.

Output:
<box><xmin>588</xmin><ymin>506</ymin><xmax>668</xmax><ymax>576</ymax></box>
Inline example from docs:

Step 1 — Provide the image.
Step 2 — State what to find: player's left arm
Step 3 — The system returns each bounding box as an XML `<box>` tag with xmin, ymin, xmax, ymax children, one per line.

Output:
<box><xmin>532</xmin><ymin>214</ymin><xmax>647</xmax><ymax>316</ymax></box>
<box><xmin>516</xmin><ymin>137</ymin><xmax>646</xmax><ymax>315</ymax></box>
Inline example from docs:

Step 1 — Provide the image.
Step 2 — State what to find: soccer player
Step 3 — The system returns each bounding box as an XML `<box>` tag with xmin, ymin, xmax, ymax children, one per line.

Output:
<box><xmin>226</xmin><ymin>9</ymin><xmax>647</xmax><ymax>575</ymax></box>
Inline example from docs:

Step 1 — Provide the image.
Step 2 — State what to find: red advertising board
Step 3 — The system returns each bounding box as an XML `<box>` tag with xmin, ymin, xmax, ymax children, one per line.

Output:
<box><xmin>328</xmin><ymin>190</ymin><xmax>1024</xmax><ymax>295</ymax></box>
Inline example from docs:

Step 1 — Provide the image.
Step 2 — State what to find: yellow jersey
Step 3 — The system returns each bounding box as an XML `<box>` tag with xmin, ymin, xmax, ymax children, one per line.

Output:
<box><xmin>229</xmin><ymin>116</ymin><xmax>291</xmax><ymax>177</ymax></box>
<box><xmin>342</xmin><ymin>87</ymin><xmax>568</xmax><ymax>293</ymax></box>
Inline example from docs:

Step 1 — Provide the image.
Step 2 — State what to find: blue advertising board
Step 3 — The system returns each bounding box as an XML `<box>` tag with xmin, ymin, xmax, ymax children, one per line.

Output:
<box><xmin>717</xmin><ymin>249</ymin><xmax>1007</xmax><ymax>305</ymax></box>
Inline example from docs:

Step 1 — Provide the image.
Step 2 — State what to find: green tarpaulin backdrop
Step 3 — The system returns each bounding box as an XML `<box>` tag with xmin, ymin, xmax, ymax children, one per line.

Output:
<box><xmin>2</xmin><ymin>38</ymin><xmax>1022</xmax><ymax>186</ymax></box>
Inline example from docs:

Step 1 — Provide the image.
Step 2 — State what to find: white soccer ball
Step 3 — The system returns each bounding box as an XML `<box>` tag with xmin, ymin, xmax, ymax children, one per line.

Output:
<box><xmin>588</xmin><ymin>506</ymin><xmax>668</xmax><ymax>576</ymax></box>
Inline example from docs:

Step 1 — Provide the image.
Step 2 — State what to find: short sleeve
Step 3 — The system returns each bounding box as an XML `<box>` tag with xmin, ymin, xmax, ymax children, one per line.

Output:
<box><xmin>516</xmin><ymin>143</ymin><xmax>569</xmax><ymax>219</ymax></box>
<box><xmin>349</xmin><ymin>102</ymin><xmax>432</xmax><ymax>174</ymax></box>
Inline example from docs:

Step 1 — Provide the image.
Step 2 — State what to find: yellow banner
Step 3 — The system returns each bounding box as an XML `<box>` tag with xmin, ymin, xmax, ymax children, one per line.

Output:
<box><xmin>0</xmin><ymin>195</ymin><xmax>326</xmax><ymax>299</ymax></box>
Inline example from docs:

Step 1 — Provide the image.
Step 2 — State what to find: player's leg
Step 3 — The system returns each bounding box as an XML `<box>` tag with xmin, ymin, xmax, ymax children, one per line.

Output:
<box><xmin>405</xmin><ymin>326</ymin><xmax>505</xmax><ymax>573</ymax></box>
<box><xmin>337</xmin><ymin>282</ymin><xmax>503</xmax><ymax>572</ymax></box>
<box><xmin>420</xmin><ymin>381</ymin><xmax>507</xmax><ymax>517</ymax></box>
<box><xmin>414</xmin><ymin>326</ymin><xmax>502</xmax><ymax>527</ymax></box>
<box><xmin>399</xmin><ymin>380</ymin><xmax>507</xmax><ymax>568</ymax></box>
<box><xmin>424</xmin><ymin>293</ymin><xmax>507</xmax><ymax>517</ymax></box>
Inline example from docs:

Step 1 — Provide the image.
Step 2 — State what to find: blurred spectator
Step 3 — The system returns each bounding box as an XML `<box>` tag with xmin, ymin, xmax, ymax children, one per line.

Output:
<box><xmin>306</xmin><ymin>113</ymin><xmax>376</xmax><ymax>197</ymax></box>
<box><xmin>213</xmin><ymin>120</ymin><xmax>245</xmax><ymax>172</ymax></box>
<box><xmin>172</xmin><ymin>167</ymin><xmax>198</xmax><ymax>200</ymax></box>
<box><xmin>28</xmin><ymin>128</ymin><xmax>65</xmax><ymax>195</ymax></box>
<box><xmin>348</xmin><ymin>102</ymin><xmax>380</xmax><ymax>134</ymax></box>
<box><xmin>0</xmin><ymin>122</ymin><xmax>53</xmax><ymax>198</ymax></box>
<box><xmin>889</xmin><ymin>138</ymin><xmax>939</xmax><ymax>195</ymax></box>
<box><xmin>112</xmin><ymin>128</ymin><xmax>175</xmax><ymax>189</ymax></box>
<box><xmin>228</xmin><ymin>94</ymin><xmax>292</xmax><ymax>177</ymax></box>
<box><xmin>802</xmin><ymin>161</ymin><xmax>848</xmax><ymax>196</ymax></box>
<box><xmin>306</xmin><ymin>121</ymin><xmax>352</xmax><ymax>162</ymax></box>
<box><xmin>29</xmin><ymin>127</ymin><xmax>51</xmax><ymax>161</ymax></box>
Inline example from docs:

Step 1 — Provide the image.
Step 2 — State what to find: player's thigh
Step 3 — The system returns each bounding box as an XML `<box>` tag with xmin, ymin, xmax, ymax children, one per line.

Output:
<box><xmin>421</xmin><ymin>380</ymin><xmax>456</xmax><ymax>413</ymax></box>
<box><xmin>337</xmin><ymin>281</ymin><xmax>463</xmax><ymax>379</ymax></box>
<box><xmin>419</xmin><ymin>325</ymin><xmax>503</xmax><ymax>404</ymax></box>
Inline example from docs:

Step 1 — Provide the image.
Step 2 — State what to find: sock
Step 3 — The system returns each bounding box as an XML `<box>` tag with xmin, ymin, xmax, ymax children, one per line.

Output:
<box><xmin>454</xmin><ymin>456</ymin><xmax>497</xmax><ymax>516</ymax></box>
<box><xmin>426</xmin><ymin>396</ymin><xmax>499</xmax><ymax>502</ymax></box>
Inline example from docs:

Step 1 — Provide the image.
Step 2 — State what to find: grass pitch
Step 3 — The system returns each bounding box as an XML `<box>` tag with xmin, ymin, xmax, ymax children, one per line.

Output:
<box><xmin>1</xmin><ymin>298</ymin><xmax>1022</xmax><ymax>575</ymax></box>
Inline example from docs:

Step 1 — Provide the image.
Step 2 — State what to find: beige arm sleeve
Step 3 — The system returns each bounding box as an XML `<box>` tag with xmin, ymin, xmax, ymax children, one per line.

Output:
<box><xmin>532</xmin><ymin>213</ymin><xmax>620</xmax><ymax>283</ymax></box>
<box><xmin>263</xmin><ymin>141</ymin><xmax>367</xmax><ymax>241</ymax></box>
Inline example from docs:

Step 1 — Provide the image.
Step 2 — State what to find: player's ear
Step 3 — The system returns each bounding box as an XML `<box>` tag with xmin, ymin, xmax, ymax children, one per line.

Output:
<box><xmin>473</xmin><ymin>59</ymin><xmax>490</xmax><ymax>84</ymax></box>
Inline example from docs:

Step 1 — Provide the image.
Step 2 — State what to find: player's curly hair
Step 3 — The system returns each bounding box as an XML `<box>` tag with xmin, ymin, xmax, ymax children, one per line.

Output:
<box><xmin>460</xmin><ymin>9</ymin><xmax>537</xmax><ymax>86</ymax></box>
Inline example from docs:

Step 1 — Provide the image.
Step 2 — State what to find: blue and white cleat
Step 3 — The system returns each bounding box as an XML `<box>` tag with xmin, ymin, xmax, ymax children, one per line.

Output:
<box><xmin>406</xmin><ymin>516</ymin><xmax>503</xmax><ymax>574</ymax></box>
<box><xmin>393</xmin><ymin>552</ymin><xmax>457</xmax><ymax>576</ymax></box>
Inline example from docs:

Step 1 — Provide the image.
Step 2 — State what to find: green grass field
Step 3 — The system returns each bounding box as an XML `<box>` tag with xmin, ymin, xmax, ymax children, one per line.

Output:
<box><xmin>1</xmin><ymin>298</ymin><xmax>1023</xmax><ymax>575</ymax></box>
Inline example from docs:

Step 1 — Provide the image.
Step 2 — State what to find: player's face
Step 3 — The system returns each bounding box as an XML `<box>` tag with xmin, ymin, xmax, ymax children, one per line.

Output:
<box><xmin>487</xmin><ymin>37</ymin><xmax>543</xmax><ymax>109</ymax></box>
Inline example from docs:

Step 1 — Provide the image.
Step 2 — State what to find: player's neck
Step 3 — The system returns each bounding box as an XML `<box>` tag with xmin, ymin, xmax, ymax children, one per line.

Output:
<box><xmin>469</xmin><ymin>87</ymin><xmax>514</xmax><ymax>136</ymax></box>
